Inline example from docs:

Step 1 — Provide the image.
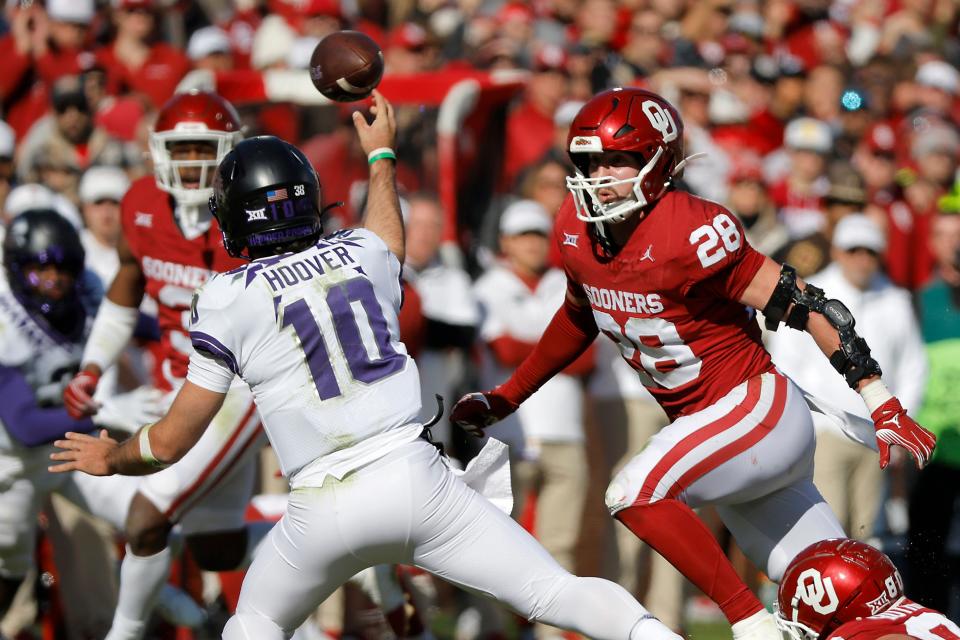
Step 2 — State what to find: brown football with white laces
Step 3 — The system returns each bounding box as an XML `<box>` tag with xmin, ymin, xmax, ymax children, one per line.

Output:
<box><xmin>309</xmin><ymin>31</ymin><xmax>384</xmax><ymax>102</ymax></box>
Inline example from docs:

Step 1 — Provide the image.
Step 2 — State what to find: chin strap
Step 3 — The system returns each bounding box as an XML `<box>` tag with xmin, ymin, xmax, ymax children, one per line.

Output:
<box><xmin>672</xmin><ymin>152</ymin><xmax>708</xmax><ymax>176</ymax></box>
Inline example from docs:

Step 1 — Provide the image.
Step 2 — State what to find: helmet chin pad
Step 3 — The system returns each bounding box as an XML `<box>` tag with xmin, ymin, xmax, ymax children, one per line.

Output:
<box><xmin>566</xmin><ymin>145</ymin><xmax>665</xmax><ymax>224</ymax></box>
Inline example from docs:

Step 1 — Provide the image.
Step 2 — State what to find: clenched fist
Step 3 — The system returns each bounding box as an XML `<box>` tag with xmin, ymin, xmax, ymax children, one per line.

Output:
<box><xmin>450</xmin><ymin>390</ymin><xmax>518</xmax><ymax>437</ymax></box>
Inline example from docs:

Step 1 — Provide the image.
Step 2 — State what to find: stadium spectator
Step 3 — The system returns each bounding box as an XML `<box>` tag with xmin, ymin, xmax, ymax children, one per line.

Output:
<box><xmin>95</xmin><ymin>0</ymin><xmax>191</xmax><ymax>109</ymax></box>
<box><xmin>0</xmin><ymin>0</ymin><xmax>99</xmax><ymax>140</ymax></box>
<box><xmin>77</xmin><ymin>166</ymin><xmax>129</xmax><ymax>286</ymax></box>
<box><xmin>504</xmin><ymin>44</ymin><xmax>571</xmax><ymax>188</ymax></box>
<box><xmin>16</xmin><ymin>75</ymin><xmax>141</xmax><ymax>201</ymax></box>
<box><xmin>769</xmin><ymin>117</ymin><xmax>832</xmax><ymax>239</ymax></box>
<box><xmin>187</xmin><ymin>26</ymin><xmax>235</xmax><ymax>72</ymax></box>
<box><xmin>404</xmin><ymin>192</ymin><xmax>479</xmax><ymax>452</ymax></box>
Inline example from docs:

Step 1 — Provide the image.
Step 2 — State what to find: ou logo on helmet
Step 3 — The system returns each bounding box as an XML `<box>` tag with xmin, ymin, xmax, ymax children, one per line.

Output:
<box><xmin>792</xmin><ymin>568</ymin><xmax>840</xmax><ymax>619</ymax></box>
<box><xmin>641</xmin><ymin>100</ymin><xmax>678</xmax><ymax>144</ymax></box>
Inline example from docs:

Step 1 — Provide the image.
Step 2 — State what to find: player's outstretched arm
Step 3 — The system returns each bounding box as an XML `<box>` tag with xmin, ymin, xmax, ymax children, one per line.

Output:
<box><xmin>452</xmin><ymin>286</ymin><xmax>598</xmax><ymax>435</ymax></box>
<box><xmin>353</xmin><ymin>90</ymin><xmax>404</xmax><ymax>263</ymax></box>
<box><xmin>64</xmin><ymin>234</ymin><xmax>147</xmax><ymax>418</ymax></box>
<box><xmin>739</xmin><ymin>256</ymin><xmax>936</xmax><ymax>469</ymax></box>
<box><xmin>50</xmin><ymin>381</ymin><xmax>225</xmax><ymax>476</ymax></box>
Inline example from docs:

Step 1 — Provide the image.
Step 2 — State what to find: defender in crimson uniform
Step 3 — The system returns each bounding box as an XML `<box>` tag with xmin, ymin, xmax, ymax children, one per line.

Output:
<box><xmin>452</xmin><ymin>88</ymin><xmax>937</xmax><ymax>640</ymax></box>
<box><xmin>777</xmin><ymin>539</ymin><xmax>960</xmax><ymax>640</ymax></box>
<box><xmin>62</xmin><ymin>91</ymin><xmax>270</xmax><ymax>640</ymax></box>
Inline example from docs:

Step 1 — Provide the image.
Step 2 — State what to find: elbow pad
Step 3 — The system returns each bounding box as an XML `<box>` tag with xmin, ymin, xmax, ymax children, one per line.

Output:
<box><xmin>81</xmin><ymin>298</ymin><xmax>139</xmax><ymax>371</ymax></box>
<box><xmin>763</xmin><ymin>264</ymin><xmax>882</xmax><ymax>388</ymax></box>
<box><xmin>821</xmin><ymin>299</ymin><xmax>882</xmax><ymax>389</ymax></box>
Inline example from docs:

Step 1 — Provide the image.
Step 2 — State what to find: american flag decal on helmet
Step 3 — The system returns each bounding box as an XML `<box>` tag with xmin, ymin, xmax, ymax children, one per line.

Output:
<box><xmin>267</xmin><ymin>188</ymin><xmax>288</xmax><ymax>202</ymax></box>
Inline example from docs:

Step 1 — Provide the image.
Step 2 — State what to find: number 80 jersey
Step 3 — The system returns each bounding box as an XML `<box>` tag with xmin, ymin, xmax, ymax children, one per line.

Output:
<box><xmin>556</xmin><ymin>191</ymin><xmax>773</xmax><ymax>420</ymax></box>
<box><xmin>186</xmin><ymin>229</ymin><xmax>422</xmax><ymax>483</ymax></box>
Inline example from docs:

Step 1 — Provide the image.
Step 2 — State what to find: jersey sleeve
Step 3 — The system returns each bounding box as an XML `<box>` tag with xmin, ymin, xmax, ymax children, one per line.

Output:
<box><xmin>680</xmin><ymin>204</ymin><xmax>766</xmax><ymax>300</ymax></box>
<box><xmin>186</xmin><ymin>275</ymin><xmax>240</xmax><ymax>392</ymax></box>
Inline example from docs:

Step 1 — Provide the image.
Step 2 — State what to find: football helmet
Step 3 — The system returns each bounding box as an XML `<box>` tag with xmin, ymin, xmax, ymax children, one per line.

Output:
<box><xmin>776</xmin><ymin>538</ymin><xmax>904</xmax><ymax>640</ymax></box>
<box><xmin>566</xmin><ymin>87</ymin><xmax>686</xmax><ymax>224</ymax></box>
<box><xmin>3</xmin><ymin>209</ymin><xmax>86</xmax><ymax>338</ymax></box>
<box><xmin>149</xmin><ymin>90</ymin><xmax>243</xmax><ymax>212</ymax></box>
<box><xmin>209</xmin><ymin>136</ymin><xmax>323</xmax><ymax>259</ymax></box>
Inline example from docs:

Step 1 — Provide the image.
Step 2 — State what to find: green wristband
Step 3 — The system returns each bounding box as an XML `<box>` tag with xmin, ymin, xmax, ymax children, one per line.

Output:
<box><xmin>368</xmin><ymin>151</ymin><xmax>397</xmax><ymax>165</ymax></box>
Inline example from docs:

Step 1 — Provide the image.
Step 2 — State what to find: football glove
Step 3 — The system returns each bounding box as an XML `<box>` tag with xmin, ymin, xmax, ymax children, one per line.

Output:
<box><xmin>92</xmin><ymin>386</ymin><xmax>167</xmax><ymax>433</ymax></box>
<box><xmin>450</xmin><ymin>390</ymin><xmax>518</xmax><ymax>437</ymax></box>
<box><xmin>63</xmin><ymin>370</ymin><xmax>100</xmax><ymax>419</ymax></box>
<box><xmin>871</xmin><ymin>397</ymin><xmax>937</xmax><ymax>470</ymax></box>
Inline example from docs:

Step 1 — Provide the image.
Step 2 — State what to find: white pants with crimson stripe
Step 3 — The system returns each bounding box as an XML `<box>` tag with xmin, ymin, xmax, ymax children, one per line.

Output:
<box><xmin>138</xmin><ymin>384</ymin><xmax>267</xmax><ymax>534</ymax></box>
<box><xmin>604</xmin><ymin>371</ymin><xmax>844</xmax><ymax>581</ymax></box>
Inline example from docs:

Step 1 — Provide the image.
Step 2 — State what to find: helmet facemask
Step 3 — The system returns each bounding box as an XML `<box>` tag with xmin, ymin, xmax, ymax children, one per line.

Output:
<box><xmin>150</xmin><ymin>125</ymin><xmax>241</xmax><ymax>211</ymax></box>
<box><xmin>773</xmin><ymin>602</ymin><xmax>822</xmax><ymax>640</ymax></box>
<box><xmin>566</xmin><ymin>145</ymin><xmax>667</xmax><ymax>224</ymax></box>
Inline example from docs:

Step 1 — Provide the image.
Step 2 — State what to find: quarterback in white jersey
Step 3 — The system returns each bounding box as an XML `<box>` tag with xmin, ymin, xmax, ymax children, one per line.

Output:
<box><xmin>189</xmin><ymin>226</ymin><xmax>423</xmax><ymax>487</ymax></box>
<box><xmin>51</xmin><ymin>93</ymin><xmax>678</xmax><ymax>640</ymax></box>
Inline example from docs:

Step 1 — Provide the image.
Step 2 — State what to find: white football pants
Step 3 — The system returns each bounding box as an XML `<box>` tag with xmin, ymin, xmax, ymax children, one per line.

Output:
<box><xmin>605</xmin><ymin>371</ymin><xmax>846</xmax><ymax>581</ymax></box>
<box><xmin>223</xmin><ymin>439</ymin><xmax>676</xmax><ymax>640</ymax></box>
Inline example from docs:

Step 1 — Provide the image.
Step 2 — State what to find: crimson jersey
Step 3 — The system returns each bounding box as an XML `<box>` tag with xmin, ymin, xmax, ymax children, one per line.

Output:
<box><xmin>121</xmin><ymin>177</ymin><xmax>245</xmax><ymax>391</ymax></box>
<box><xmin>556</xmin><ymin>190</ymin><xmax>772</xmax><ymax>419</ymax></box>
<box><xmin>828</xmin><ymin>598</ymin><xmax>960</xmax><ymax>640</ymax></box>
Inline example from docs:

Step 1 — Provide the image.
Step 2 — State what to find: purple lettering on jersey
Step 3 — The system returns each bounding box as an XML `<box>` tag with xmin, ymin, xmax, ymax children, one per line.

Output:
<box><xmin>280</xmin><ymin>277</ymin><xmax>405</xmax><ymax>401</ymax></box>
<box><xmin>327</xmin><ymin>278</ymin><xmax>405</xmax><ymax>384</ymax></box>
<box><xmin>281</xmin><ymin>298</ymin><xmax>342</xmax><ymax>400</ymax></box>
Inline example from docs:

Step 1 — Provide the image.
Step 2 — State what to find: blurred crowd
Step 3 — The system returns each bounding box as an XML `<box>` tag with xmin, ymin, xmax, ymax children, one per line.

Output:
<box><xmin>2</xmin><ymin>0</ymin><xmax>960</xmax><ymax>637</ymax></box>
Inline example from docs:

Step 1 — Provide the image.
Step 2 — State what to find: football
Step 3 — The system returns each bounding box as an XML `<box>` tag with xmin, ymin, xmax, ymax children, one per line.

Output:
<box><xmin>309</xmin><ymin>31</ymin><xmax>385</xmax><ymax>102</ymax></box>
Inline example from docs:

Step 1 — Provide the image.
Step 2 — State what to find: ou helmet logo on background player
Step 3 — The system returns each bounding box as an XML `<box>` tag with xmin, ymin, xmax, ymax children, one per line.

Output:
<box><xmin>792</xmin><ymin>568</ymin><xmax>840</xmax><ymax>618</ymax></box>
<box><xmin>641</xmin><ymin>100</ymin><xmax>678</xmax><ymax>143</ymax></box>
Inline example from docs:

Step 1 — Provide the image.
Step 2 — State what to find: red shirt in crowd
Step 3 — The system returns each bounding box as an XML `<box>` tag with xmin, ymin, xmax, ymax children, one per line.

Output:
<box><xmin>503</xmin><ymin>100</ymin><xmax>555</xmax><ymax>189</ymax></box>
<box><xmin>96</xmin><ymin>42</ymin><xmax>191</xmax><ymax>108</ymax></box>
<box><xmin>0</xmin><ymin>38</ymin><xmax>94</xmax><ymax>139</ymax></box>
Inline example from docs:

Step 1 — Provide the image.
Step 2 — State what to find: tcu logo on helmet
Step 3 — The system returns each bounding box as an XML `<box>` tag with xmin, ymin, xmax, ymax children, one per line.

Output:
<box><xmin>641</xmin><ymin>100</ymin><xmax>678</xmax><ymax>144</ymax></box>
<box><xmin>792</xmin><ymin>569</ymin><xmax>840</xmax><ymax>619</ymax></box>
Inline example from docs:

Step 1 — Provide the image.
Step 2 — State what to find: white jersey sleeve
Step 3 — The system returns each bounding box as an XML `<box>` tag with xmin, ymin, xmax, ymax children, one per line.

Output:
<box><xmin>188</xmin><ymin>229</ymin><xmax>423</xmax><ymax>483</ymax></box>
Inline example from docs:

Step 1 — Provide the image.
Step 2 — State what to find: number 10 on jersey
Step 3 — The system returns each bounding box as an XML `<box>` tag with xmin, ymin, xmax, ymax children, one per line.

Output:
<box><xmin>279</xmin><ymin>277</ymin><xmax>405</xmax><ymax>400</ymax></box>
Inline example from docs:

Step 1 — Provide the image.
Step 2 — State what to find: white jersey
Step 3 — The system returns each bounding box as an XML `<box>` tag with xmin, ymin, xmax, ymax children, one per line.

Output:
<box><xmin>0</xmin><ymin>271</ymin><xmax>84</xmax><ymax>450</ymax></box>
<box><xmin>186</xmin><ymin>229</ymin><xmax>423</xmax><ymax>487</ymax></box>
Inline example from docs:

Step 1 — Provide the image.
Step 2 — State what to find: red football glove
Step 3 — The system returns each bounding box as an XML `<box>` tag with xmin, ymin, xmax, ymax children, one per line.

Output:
<box><xmin>871</xmin><ymin>397</ymin><xmax>937</xmax><ymax>470</ymax></box>
<box><xmin>450</xmin><ymin>390</ymin><xmax>518</xmax><ymax>437</ymax></box>
<box><xmin>63</xmin><ymin>370</ymin><xmax>101</xmax><ymax>419</ymax></box>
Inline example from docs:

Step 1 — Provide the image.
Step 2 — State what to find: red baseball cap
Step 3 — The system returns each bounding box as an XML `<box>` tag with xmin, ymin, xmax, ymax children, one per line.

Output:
<box><xmin>863</xmin><ymin>122</ymin><xmax>896</xmax><ymax>155</ymax></box>
<box><xmin>389</xmin><ymin>22</ymin><xmax>429</xmax><ymax>51</ymax></box>
<box><xmin>498</xmin><ymin>2</ymin><xmax>535</xmax><ymax>25</ymax></box>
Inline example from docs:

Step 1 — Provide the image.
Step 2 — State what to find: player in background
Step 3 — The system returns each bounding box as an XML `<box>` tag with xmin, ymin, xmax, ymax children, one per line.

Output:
<box><xmin>61</xmin><ymin>90</ymin><xmax>270</xmax><ymax>640</ymax></box>
<box><xmin>0</xmin><ymin>210</ymin><xmax>162</xmax><ymax>624</ymax></box>
<box><xmin>50</xmin><ymin>92</ymin><xmax>680</xmax><ymax>640</ymax></box>
<box><xmin>450</xmin><ymin>87</ymin><xmax>937</xmax><ymax>640</ymax></box>
<box><xmin>776</xmin><ymin>538</ymin><xmax>960</xmax><ymax>640</ymax></box>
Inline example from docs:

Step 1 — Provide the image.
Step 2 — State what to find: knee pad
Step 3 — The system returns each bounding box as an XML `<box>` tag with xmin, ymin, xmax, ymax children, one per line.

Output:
<box><xmin>223</xmin><ymin>613</ymin><xmax>288</xmax><ymax>640</ymax></box>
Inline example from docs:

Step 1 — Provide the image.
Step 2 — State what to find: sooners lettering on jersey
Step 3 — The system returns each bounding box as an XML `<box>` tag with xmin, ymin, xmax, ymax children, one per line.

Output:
<box><xmin>121</xmin><ymin>176</ymin><xmax>245</xmax><ymax>390</ymax></box>
<box><xmin>828</xmin><ymin>598</ymin><xmax>960</xmax><ymax>640</ymax></box>
<box><xmin>555</xmin><ymin>191</ymin><xmax>772</xmax><ymax>419</ymax></box>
